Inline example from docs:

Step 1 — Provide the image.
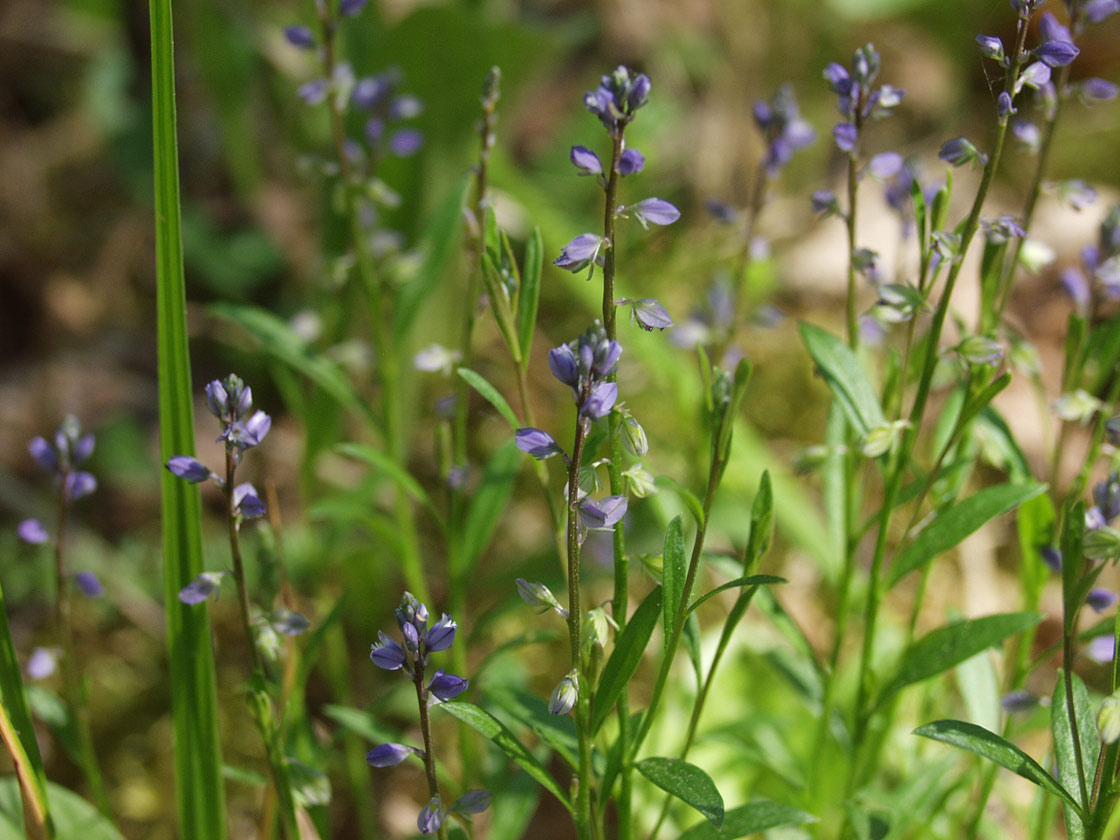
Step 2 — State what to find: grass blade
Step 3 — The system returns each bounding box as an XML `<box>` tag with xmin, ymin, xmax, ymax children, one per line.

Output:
<box><xmin>151</xmin><ymin>0</ymin><xmax>227</xmax><ymax>832</ymax></box>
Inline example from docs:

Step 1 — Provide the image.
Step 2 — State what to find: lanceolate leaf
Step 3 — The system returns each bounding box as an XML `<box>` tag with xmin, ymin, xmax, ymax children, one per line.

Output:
<box><xmin>799</xmin><ymin>322</ymin><xmax>885</xmax><ymax>437</ymax></box>
<box><xmin>688</xmin><ymin>576</ymin><xmax>786</xmax><ymax>615</ymax></box>
<box><xmin>888</xmin><ymin>483</ymin><xmax>1046</xmax><ymax>586</ymax></box>
<box><xmin>877</xmin><ymin>613</ymin><xmax>1042</xmax><ymax>708</ymax></box>
<box><xmin>677</xmin><ymin>800</ymin><xmax>816</xmax><ymax>840</ymax></box>
<box><xmin>438</xmin><ymin>702</ymin><xmax>572</xmax><ymax>813</ymax></box>
<box><xmin>457</xmin><ymin>368</ymin><xmax>520</xmax><ymax>430</ymax></box>
<box><xmin>914</xmin><ymin>719</ymin><xmax>1082</xmax><ymax>814</ymax></box>
<box><xmin>1052</xmin><ymin>672</ymin><xmax>1098</xmax><ymax>837</ymax></box>
<box><xmin>662</xmin><ymin>517</ymin><xmax>686</xmax><ymax>652</ymax></box>
<box><xmin>518</xmin><ymin>226</ymin><xmax>543</xmax><ymax>364</ymax></box>
<box><xmin>592</xmin><ymin>587</ymin><xmax>662</xmax><ymax>735</ymax></box>
<box><xmin>636</xmin><ymin>757</ymin><xmax>724</xmax><ymax>827</ymax></box>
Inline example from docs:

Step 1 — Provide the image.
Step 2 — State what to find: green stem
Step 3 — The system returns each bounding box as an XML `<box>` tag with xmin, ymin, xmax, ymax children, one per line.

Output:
<box><xmin>224</xmin><ymin>450</ymin><xmax>299</xmax><ymax>838</ymax></box>
<box><xmin>566</xmin><ymin>409</ymin><xmax>592</xmax><ymax>840</ymax></box>
<box><xmin>850</xmin><ymin>13</ymin><xmax>1027</xmax><ymax>788</ymax></box>
<box><xmin>53</xmin><ymin>480</ymin><xmax>111</xmax><ymax>818</ymax></box>
<box><xmin>414</xmin><ymin>670</ymin><xmax>450</xmax><ymax>840</ymax></box>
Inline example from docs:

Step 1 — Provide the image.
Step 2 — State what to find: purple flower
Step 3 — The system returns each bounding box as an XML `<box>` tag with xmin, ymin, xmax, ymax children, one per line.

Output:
<box><xmin>366</xmin><ymin>743</ymin><xmax>416</xmax><ymax>768</ymax></box>
<box><xmin>1094</xmin><ymin>472</ymin><xmax>1120</xmax><ymax>522</ymax></box>
<box><xmin>631</xmin><ymin>299</ymin><xmax>673</xmax><ymax>331</ymax></box>
<box><xmin>389</xmin><ymin>129</ymin><xmax>424</xmax><ymax>157</ymax></box>
<box><xmin>66</xmin><ymin>472</ymin><xmax>97</xmax><ymax>500</ymax></box>
<box><xmin>1061</xmin><ymin>267</ymin><xmax>1090</xmax><ymax>310</ymax></box>
<box><xmin>939</xmin><ymin>136</ymin><xmax>988</xmax><ymax>168</ymax></box>
<box><xmin>27</xmin><ymin>648</ymin><xmax>58</xmax><ymax>680</ymax></box>
<box><xmin>982</xmin><ymin>214</ymin><xmax>1026</xmax><ymax>243</ymax></box>
<box><xmin>705</xmin><ymin>200</ymin><xmax>739</xmax><ymax>224</ymax></box>
<box><xmin>755</xmin><ymin>84</ymin><xmax>815</xmax><ymax>175</ymax></box>
<box><xmin>450</xmin><ymin>789</ymin><xmax>492</xmax><ymax>815</ymax></box>
<box><xmin>515</xmin><ymin>428</ymin><xmax>564</xmax><ymax>460</ymax></box>
<box><xmin>233</xmin><ymin>483</ymin><xmax>267</xmax><ymax>518</ymax></box>
<box><xmin>583</xmin><ymin>66</ymin><xmax>651</xmax><ymax>135</ymax></box>
<box><xmin>1000</xmin><ymin>690</ymin><xmax>1038</xmax><ymax>714</ymax></box>
<box><xmin>976</xmin><ymin>34</ymin><xmax>1006</xmax><ymax>62</ymax></box>
<box><xmin>428</xmin><ymin>669</ymin><xmax>469</xmax><ymax>701</ymax></box>
<box><xmin>29</xmin><ymin>437</ymin><xmax>58</xmax><ymax>472</ymax></box>
<box><xmin>389</xmin><ymin>95</ymin><xmax>422</xmax><ymax>120</ymax></box>
<box><xmin>570</xmin><ymin>145</ymin><xmax>603</xmax><ymax>176</ymax></box>
<box><xmin>833</xmin><ymin>122</ymin><xmax>858</xmax><ymax>153</ymax></box>
<box><xmin>1083</xmin><ymin>0</ymin><xmax>1120</xmax><ymax>23</ymax></box>
<box><xmin>579</xmin><ymin>495</ymin><xmax>628</xmax><ymax>529</ymax></box>
<box><xmin>618</xmin><ymin>148</ymin><xmax>645</xmax><ymax>176</ymax></box>
<box><xmin>417</xmin><ymin>797</ymin><xmax>443</xmax><ymax>835</ymax></box>
<box><xmin>17</xmin><ymin>519</ymin><xmax>48</xmax><ymax>545</ymax></box>
<box><xmin>1038</xmin><ymin>12</ymin><xmax>1073</xmax><ymax>46</ymax></box>
<box><xmin>371</xmin><ymin>631</ymin><xmax>407</xmax><ymax>670</ymax></box>
<box><xmin>1011</xmin><ymin>120</ymin><xmax>1041</xmax><ymax>153</ymax></box>
<box><xmin>222</xmin><ymin>410</ymin><xmax>271</xmax><ymax>450</ymax></box>
<box><xmin>75</xmin><ymin>571</ymin><xmax>103</xmax><ymax>598</ymax></box>
<box><xmin>549</xmin><ymin>670</ymin><xmax>578</xmax><ymax>715</ymax></box>
<box><xmin>167</xmin><ymin>456</ymin><xmax>212</xmax><ymax>484</ymax></box>
<box><xmin>1089</xmin><ymin>635</ymin><xmax>1115</xmax><ymax>664</ymax></box>
<box><xmin>1040</xmin><ymin>546</ymin><xmax>1062</xmax><ymax>572</ymax></box>
<box><xmin>1036</xmin><ymin>39</ymin><xmax>1080</xmax><ymax>68</ymax></box>
<box><xmin>868</xmin><ymin>152</ymin><xmax>902</xmax><ymax>180</ymax></box>
<box><xmin>581</xmin><ymin>381</ymin><xmax>618</xmax><ymax>421</ymax></box>
<box><xmin>1015</xmin><ymin>62</ymin><xmax>1051</xmax><ymax>95</ymax></box>
<box><xmin>352</xmin><ymin>75</ymin><xmax>393</xmax><ymax>111</ymax></box>
<box><xmin>270</xmin><ymin>610</ymin><xmax>310</xmax><ymax>635</ymax></box>
<box><xmin>629</xmin><ymin>198</ymin><xmax>680</xmax><ymax>228</ymax></box>
<box><xmin>339</xmin><ymin>0</ymin><xmax>368</xmax><ymax>16</ymax></box>
<box><xmin>1079</xmin><ymin>78</ymin><xmax>1118</xmax><ymax>103</ymax></box>
<box><xmin>178</xmin><ymin>572</ymin><xmax>228</xmax><ymax>605</ymax></box>
<box><xmin>283</xmin><ymin>25</ymin><xmax>315</xmax><ymax>49</ymax></box>
<box><xmin>424</xmin><ymin>614</ymin><xmax>457</xmax><ymax>652</ymax></box>
<box><xmin>298</xmin><ymin>79</ymin><xmax>329</xmax><ymax>106</ymax></box>
<box><xmin>997</xmin><ymin>91</ymin><xmax>1015</xmax><ymax>119</ymax></box>
<box><xmin>548</xmin><ymin>344</ymin><xmax>581</xmax><ymax>389</ymax></box>
<box><xmin>1088</xmin><ymin>588</ymin><xmax>1118</xmax><ymax>613</ymax></box>
<box><xmin>554</xmin><ymin>233</ymin><xmax>604</xmax><ymax>274</ymax></box>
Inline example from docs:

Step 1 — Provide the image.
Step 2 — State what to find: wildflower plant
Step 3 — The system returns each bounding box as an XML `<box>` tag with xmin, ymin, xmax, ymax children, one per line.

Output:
<box><xmin>16</xmin><ymin>416</ymin><xmax>109</xmax><ymax>817</ymax></box>
<box><xmin>368</xmin><ymin>593</ymin><xmax>488</xmax><ymax>836</ymax></box>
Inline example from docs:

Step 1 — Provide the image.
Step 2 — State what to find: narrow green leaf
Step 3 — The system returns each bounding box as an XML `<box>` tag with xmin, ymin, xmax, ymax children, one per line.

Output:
<box><xmin>438</xmin><ymin>702</ymin><xmax>572</xmax><ymax>812</ymax></box>
<box><xmin>677</xmin><ymin>799</ymin><xmax>816</xmax><ymax>840</ymax></box>
<box><xmin>480</xmin><ymin>253</ymin><xmax>522</xmax><ymax>363</ymax></box>
<box><xmin>976</xmin><ymin>407</ymin><xmax>1031</xmax><ymax>481</ymax></box>
<box><xmin>745</xmin><ymin>471</ymin><xmax>773</xmax><ymax>571</ymax></box>
<box><xmin>210</xmin><ymin>303</ymin><xmax>377</xmax><ymax>428</ymax></box>
<box><xmin>654</xmin><ymin>476</ymin><xmax>705</xmax><ymax>529</ymax></box>
<box><xmin>456</xmin><ymin>441</ymin><xmax>520</xmax><ymax>577</ymax></box>
<box><xmin>879</xmin><ymin>613</ymin><xmax>1043</xmax><ymax>708</ymax></box>
<box><xmin>592</xmin><ymin>586</ymin><xmax>663</xmax><ymax>735</ymax></box>
<box><xmin>888</xmin><ymin>483</ymin><xmax>1046</xmax><ymax>587</ymax></box>
<box><xmin>486</xmin><ymin>688</ymin><xmax>578</xmax><ymax>769</ymax></box>
<box><xmin>0</xmin><ymin>779</ymin><xmax>123</xmax><ymax>840</ymax></box>
<box><xmin>662</xmin><ymin>517</ymin><xmax>686</xmax><ymax>653</ymax></box>
<box><xmin>152</xmin><ymin>0</ymin><xmax>227</xmax><ymax>830</ymax></box>
<box><xmin>915</xmin><ymin>719</ymin><xmax>1082</xmax><ymax>813</ymax></box>
<box><xmin>518</xmin><ymin>226</ymin><xmax>543</xmax><ymax>364</ymax></box>
<box><xmin>0</xmin><ymin>577</ymin><xmax>50</xmax><ymax>837</ymax></box>
<box><xmin>457</xmin><ymin>368</ymin><xmax>519</xmax><ymax>430</ymax></box>
<box><xmin>393</xmin><ymin>177</ymin><xmax>470</xmax><ymax>339</ymax></box>
<box><xmin>688</xmin><ymin>576</ymin><xmax>786</xmax><ymax>615</ymax></box>
<box><xmin>682</xmin><ymin>612</ymin><xmax>704</xmax><ymax>688</ymax></box>
<box><xmin>799</xmin><ymin>322</ymin><xmax>885</xmax><ymax>437</ymax></box>
<box><xmin>1052</xmin><ymin>672</ymin><xmax>1098</xmax><ymax>836</ymax></box>
<box><xmin>1062</xmin><ymin>502</ymin><xmax>1088</xmax><ymax>633</ymax></box>
<box><xmin>636</xmin><ymin>757</ymin><xmax>724</xmax><ymax>827</ymax></box>
<box><xmin>1018</xmin><ymin>491</ymin><xmax>1055</xmax><ymax>608</ymax></box>
<box><xmin>336</xmin><ymin>442</ymin><xmax>439</xmax><ymax>520</ymax></box>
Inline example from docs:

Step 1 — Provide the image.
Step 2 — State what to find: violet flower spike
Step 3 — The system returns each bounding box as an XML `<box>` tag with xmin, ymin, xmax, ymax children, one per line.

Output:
<box><xmin>618</xmin><ymin>148</ymin><xmax>645</xmax><ymax>176</ymax></box>
<box><xmin>283</xmin><ymin>25</ymin><xmax>315</xmax><ymax>49</ymax></box>
<box><xmin>581</xmin><ymin>381</ymin><xmax>618</xmax><ymax>421</ymax></box>
<box><xmin>178</xmin><ymin>571</ymin><xmax>228</xmax><ymax>605</ymax></box>
<box><xmin>554</xmin><ymin>233</ymin><xmax>604</xmax><ymax>277</ymax></box>
<box><xmin>424</xmin><ymin>614</ymin><xmax>457</xmax><ymax>652</ymax></box>
<box><xmin>370</xmin><ymin>631</ymin><xmax>407</xmax><ymax>670</ymax></box>
<box><xmin>631</xmin><ymin>298</ymin><xmax>674</xmax><ymax>331</ymax></box>
<box><xmin>579</xmin><ymin>495</ymin><xmax>628</xmax><ymax>530</ymax></box>
<box><xmin>417</xmin><ymin>797</ymin><xmax>443</xmax><ymax>835</ymax></box>
<box><xmin>75</xmin><ymin>571</ymin><xmax>103</xmax><ymax>598</ymax></box>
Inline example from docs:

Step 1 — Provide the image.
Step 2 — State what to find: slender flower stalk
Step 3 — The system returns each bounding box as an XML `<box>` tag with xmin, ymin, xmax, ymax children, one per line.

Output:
<box><xmin>19</xmin><ymin>418</ymin><xmax>110</xmax><ymax>817</ymax></box>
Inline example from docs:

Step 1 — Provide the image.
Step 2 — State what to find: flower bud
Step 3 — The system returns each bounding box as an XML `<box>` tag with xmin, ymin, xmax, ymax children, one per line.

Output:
<box><xmin>549</xmin><ymin>670</ymin><xmax>579</xmax><ymax>715</ymax></box>
<box><xmin>620</xmin><ymin>412</ymin><xmax>649</xmax><ymax>457</ymax></box>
